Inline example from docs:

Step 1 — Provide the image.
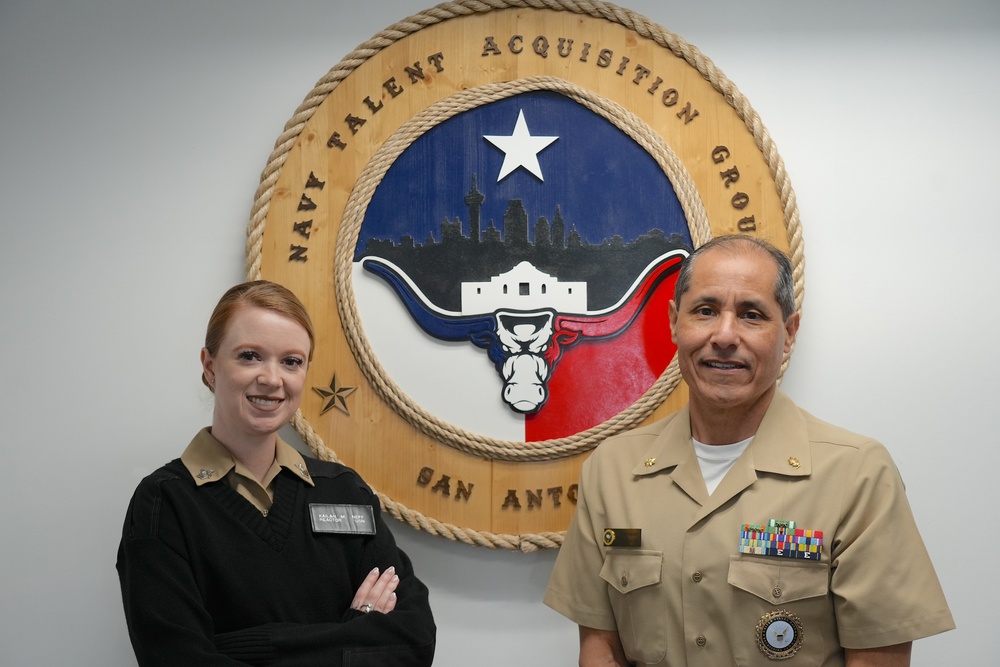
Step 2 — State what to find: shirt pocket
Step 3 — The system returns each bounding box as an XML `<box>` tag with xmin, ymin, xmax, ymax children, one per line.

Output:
<box><xmin>599</xmin><ymin>550</ymin><xmax>666</xmax><ymax>665</ymax></box>
<box><xmin>728</xmin><ymin>555</ymin><xmax>835</xmax><ymax>666</ymax></box>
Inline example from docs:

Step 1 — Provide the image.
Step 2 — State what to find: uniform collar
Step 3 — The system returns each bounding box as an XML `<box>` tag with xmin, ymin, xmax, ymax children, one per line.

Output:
<box><xmin>274</xmin><ymin>431</ymin><xmax>315</xmax><ymax>485</ymax></box>
<box><xmin>632</xmin><ymin>390</ymin><xmax>812</xmax><ymax>480</ymax></box>
<box><xmin>631</xmin><ymin>390</ymin><xmax>810</xmax><ymax>516</ymax></box>
<box><xmin>631</xmin><ymin>406</ymin><xmax>695</xmax><ymax>477</ymax></box>
<box><xmin>181</xmin><ymin>427</ymin><xmax>315</xmax><ymax>487</ymax></box>
<box><xmin>749</xmin><ymin>390</ymin><xmax>812</xmax><ymax>477</ymax></box>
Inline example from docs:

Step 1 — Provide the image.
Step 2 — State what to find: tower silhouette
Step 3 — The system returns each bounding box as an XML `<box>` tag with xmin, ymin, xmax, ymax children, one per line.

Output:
<box><xmin>503</xmin><ymin>199</ymin><xmax>529</xmax><ymax>247</ymax></box>
<box><xmin>552</xmin><ymin>205</ymin><xmax>566</xmax><ymax>249</ymax></box>
<box><xmin>464</xmin><ymin>174</ymin><xmax>485</xmax><ymax>243</ymax></box>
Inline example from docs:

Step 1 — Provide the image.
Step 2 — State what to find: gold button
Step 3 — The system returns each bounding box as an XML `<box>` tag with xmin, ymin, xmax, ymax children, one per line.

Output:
<box><xmin>772</xmin><ymin>586</ymin><xmax>782</xmax><ymax>598</ymax></box>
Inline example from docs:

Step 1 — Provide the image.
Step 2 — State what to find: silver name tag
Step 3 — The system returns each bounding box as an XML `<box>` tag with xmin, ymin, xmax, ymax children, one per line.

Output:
<box><xmin>308</xmin><ymin>504</ymin><xmax>376</xmax><ymax>535</ymax></box>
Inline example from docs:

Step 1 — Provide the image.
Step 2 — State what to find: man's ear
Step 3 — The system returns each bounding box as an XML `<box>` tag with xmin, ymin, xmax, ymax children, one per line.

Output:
<box><xmin>668</xmin><ymin>300</ymin><xmax>679</xmax><ymax>345</ymax></box>
<box><xmin>783</xmin><ymin>311</ymin><xmax>801</xmax><ymax>354</ymax></box>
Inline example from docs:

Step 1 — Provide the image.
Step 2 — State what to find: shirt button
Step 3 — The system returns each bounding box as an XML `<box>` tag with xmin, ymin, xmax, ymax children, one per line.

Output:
<box><xmin>692</xmin><ymin>571</ymin><xmax>703</xmax><ymax>583</ymax></box>
<box><xmin>696</xmin><ymin>635</ymin><xmax>707</xmax><ymax>647</ymax></box>
<box><xmin>772</xmin><ymin>586</ymin><xmax>782</xmax><ymax>598</ymax></box>
<box><xmin>621</xmin><ymin>575</ymin><xmax>629</xmax><ymax>587</ymax></box>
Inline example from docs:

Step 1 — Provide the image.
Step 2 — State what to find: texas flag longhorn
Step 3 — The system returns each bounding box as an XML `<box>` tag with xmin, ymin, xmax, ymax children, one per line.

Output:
<box><xmin>362</xmin><ymin>249</ymin><xmax>686</xmax><ymax>433</ymax></box>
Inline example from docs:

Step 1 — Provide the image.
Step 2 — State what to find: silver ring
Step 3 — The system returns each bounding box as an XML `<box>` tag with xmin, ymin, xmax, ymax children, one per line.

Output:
<box><xmin>361</xmin><ymin>602</ymin><xmax>374</xmax><ymax>613</ymax></box>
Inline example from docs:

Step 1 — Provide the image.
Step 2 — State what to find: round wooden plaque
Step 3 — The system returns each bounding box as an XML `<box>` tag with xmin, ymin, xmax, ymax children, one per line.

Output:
<box><xmin>248</xmin><ymin>0</ymin><xmax>803</xmax><ymax>550</ymax></box>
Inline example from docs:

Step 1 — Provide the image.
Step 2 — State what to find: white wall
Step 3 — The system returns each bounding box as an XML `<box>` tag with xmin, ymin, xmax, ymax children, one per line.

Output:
<box><xmin>1</xmin><ymin>1</ymin><xmax>996</xmax><ymax>664</ymax></box>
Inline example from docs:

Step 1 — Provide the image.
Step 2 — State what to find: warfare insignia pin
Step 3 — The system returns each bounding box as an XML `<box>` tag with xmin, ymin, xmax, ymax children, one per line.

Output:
<box><xmin>602</xmin><ymin>528</ymin><xmax>641</xmax><ymax>548</ymax></box>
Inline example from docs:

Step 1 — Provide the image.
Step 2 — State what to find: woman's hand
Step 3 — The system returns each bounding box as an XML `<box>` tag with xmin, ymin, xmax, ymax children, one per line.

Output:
<box><xmin>351</xmin><ymin>566</ymin><xmax>399</xmax><ymax>614</ymax></box>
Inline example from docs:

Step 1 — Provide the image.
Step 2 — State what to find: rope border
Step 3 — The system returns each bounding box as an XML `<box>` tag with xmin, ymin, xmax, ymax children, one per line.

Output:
<box><xmin>336</xmin><ymin>75</ymin><xmax>710</xmax><ymax>462</ymax></box>
<box><xmin>246</xmin><ymin>0</ymin><xmax>805</xmax><ymax>550</ymax></box>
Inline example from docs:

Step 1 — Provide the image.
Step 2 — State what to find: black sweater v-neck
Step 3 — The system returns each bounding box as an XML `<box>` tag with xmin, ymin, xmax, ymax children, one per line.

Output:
<box><xmin>118</xmin><ymin>456</ymin><xmax>435</xmax><ymax>666</ymax></box>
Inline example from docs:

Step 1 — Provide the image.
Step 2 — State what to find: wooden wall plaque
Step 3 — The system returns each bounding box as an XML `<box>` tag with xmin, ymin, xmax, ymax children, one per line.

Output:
<box><xmin>248</xmin><ymin>0</ymin><xmax>803</xmax><ymax>550</ymax></box>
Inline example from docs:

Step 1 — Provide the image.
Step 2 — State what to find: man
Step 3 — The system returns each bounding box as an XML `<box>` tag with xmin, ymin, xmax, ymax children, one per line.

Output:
<box><xmin>544</xmin><ymin>235</ymin><xmax>953</xmax><ymax>666</ymax></box>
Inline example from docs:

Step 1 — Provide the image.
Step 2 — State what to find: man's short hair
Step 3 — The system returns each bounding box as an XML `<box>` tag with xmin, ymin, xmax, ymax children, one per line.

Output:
<box><xmin>674</xmin><ymin>234</ymin><xmax>797</xmax><ymax>320</ymax></box>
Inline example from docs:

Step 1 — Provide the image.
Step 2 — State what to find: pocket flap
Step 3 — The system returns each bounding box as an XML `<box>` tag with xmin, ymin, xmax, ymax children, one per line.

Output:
<box><xmin>600</xmin><ymin>550</ymin><xmax>663</xmax><ymax>595</ymax></box>
<box><xmin>728</xmin><ymin>556</ymin><xmax>829</xmax><ymax>603</ymax></box>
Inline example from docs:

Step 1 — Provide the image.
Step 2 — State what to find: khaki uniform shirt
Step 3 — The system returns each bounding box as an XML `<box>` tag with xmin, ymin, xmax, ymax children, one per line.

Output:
<box><xmin>180</xmin><ymin>428</ymin><xmax>314</xmax><ymax>515</ymax></box>
<box><xmin>544</xmin><ymin>391</ymin><xmax>953</xmax><ymax>666</ymax></box>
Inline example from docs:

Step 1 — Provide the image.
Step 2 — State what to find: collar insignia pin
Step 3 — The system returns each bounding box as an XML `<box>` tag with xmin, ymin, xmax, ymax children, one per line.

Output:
<box><xmin>644</xmin><ymin>457</ymin><xmax>656</xmax><ymax>467</ymax></box>
<box><xmin>788</xmin><ymin>457</ymin><xmax>801</xmax><ymax>468</ymax></box>
<box><xmin>197</xmin><ymin>469</ymin><xmax>215</xmax><ymax>480</ymax></box>
<box><xmin>296</xmin><ymin>462</ymin><xmax>310</xmax><ymax>478</ymax></box>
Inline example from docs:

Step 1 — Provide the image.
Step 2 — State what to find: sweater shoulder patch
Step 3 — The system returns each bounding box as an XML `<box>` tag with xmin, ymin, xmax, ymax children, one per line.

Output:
<box><xmin>122</xmin><ymin>460</ymin><xmax>187</xmax><ymax>539</ymax></box>
<box><xmin>304</xmin><ymin>458</ymin><xmax>359</xmax><ymax>481</ymax></box>
<box><xmin>303</xmin><ymin>458</ymin><xmax>375</xmax><ymax>499</ymax></box>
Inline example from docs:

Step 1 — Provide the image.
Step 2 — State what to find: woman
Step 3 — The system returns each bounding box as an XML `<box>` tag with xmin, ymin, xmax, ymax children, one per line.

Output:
<box><xmin>117</xmin><ymin>281</ymin><xmax>436</xmax><ymax>666</ymax></box>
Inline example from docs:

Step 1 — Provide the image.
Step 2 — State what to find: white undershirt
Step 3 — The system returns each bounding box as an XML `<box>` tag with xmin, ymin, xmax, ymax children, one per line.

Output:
<box><xmin>692</xmin><ymin>436</ymin><xmax>753</xmax><ymax>494</ymax></box>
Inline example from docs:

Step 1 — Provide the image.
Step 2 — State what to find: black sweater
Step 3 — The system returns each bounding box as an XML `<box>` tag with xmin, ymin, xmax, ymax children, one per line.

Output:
<box><xmin>117</xmin><ymin>456</ymin><xmax>436</xmax><ymax>666</ymax></box>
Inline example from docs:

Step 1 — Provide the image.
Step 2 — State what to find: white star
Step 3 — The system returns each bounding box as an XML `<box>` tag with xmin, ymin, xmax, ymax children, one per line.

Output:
<box><xmin>484</xmin><ymin>110</ymin><xmax>558</xmax><ymax>182</ymax></box>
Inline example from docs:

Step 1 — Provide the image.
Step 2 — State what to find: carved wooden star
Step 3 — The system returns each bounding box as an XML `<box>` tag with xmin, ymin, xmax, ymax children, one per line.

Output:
<box><xmin>313</xmin><ymin>373</ymin><xmax>357</xmax><ymax>416</ymax></box>
<box><xmin>484</xmin><ymin>109</ymin><xmax>558</xmax><ymax>182</ymax></box>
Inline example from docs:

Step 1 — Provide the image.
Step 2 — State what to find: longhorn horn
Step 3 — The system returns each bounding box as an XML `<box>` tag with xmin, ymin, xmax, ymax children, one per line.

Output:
<box><xmin>362</xmin><ymin>256</ymin><xmax>497</xmax><ymax>341</ymax></box>
<box><xmin>555</xmin><ymin>250</ymin><xmax>686</xmax><ymax>338</ymax></box>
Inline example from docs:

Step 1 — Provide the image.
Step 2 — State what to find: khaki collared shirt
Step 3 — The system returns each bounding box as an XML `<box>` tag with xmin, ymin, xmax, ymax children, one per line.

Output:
<box><xmin>180</xmin><ymin>428</ymin><xmax>314</xmax><ymax>515</ymax></box>
<box><xmin>544</xmin><ymin>391</ymin><xmax>953</xmax><ymax>666</ymax></box>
